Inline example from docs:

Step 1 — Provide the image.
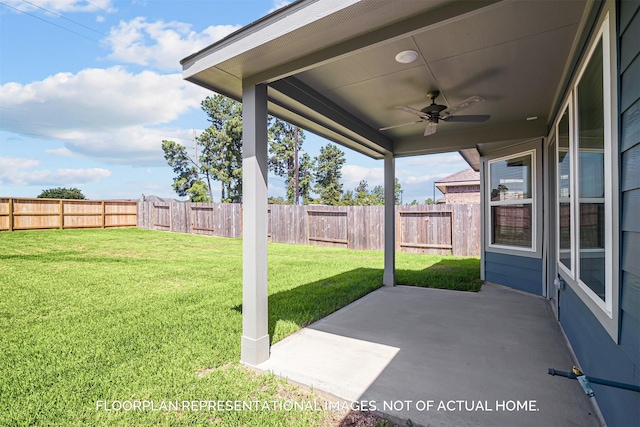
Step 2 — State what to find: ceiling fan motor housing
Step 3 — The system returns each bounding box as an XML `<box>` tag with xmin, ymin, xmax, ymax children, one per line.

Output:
<box><xmin>421</xmin><ymin>103</ymin><xmax>447</xmax><ymax>116</ymax></box>
<box><xmin>423</xmin><ymin>91</ymin><xmax>447</xmax><ymax>118</ymax></box>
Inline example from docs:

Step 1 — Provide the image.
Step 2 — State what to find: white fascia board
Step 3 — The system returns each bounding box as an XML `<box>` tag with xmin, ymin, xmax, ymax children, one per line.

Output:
<box><xmin>182</xmin><ymin>0</ymin><xmax>361</xmax><ymax>79</ymax></box>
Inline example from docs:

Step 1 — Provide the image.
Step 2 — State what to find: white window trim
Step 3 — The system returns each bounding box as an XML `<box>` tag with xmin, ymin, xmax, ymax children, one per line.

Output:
<box><xmin>556</xmin><ymin>98</ymin><xmax>575</xmax><ymax>279</ymax></box>
<box><xmin>572</xmin><ymin>13</ymin><xmax>613</xmax><ymax>318</ymax></box>
<box><xmin>487</xmin><ymin>149</ymin><xmax>536</xmax><ymax>253</ymax></box>
<box><xmin>554</xmin><ymin>9</ymin><xmax>619</xmax><ymax>339</ymax></box>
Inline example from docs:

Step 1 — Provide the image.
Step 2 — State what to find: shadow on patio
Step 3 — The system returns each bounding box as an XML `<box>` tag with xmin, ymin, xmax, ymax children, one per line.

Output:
<box><xmin>256</xmin><ymin>280</ymin><xmax>601</xmax><ymax>426</ymax></box>
<box><xmin>233</xmin><ymin>259</ymin><xmax>482</xmax><ymax>345</ymax></box>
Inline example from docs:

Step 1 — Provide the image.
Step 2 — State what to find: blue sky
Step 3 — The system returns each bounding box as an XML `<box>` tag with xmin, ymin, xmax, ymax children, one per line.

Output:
<box><xmin>0</xmin><ymin>0</ymin><xmax>468</xmax><ymax>202</ymax></box>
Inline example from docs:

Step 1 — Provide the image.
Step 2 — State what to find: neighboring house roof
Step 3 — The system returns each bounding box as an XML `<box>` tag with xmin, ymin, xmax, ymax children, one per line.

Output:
<box><xmin>141</xmin><ymin>195</ymin><xmax>181</xmax><ymax>203</ymax></box>
<box><xmin>435</xmin><ymin>168</ymin><xmax>480</xmax><ymax>193</ymax></box>
<box><xmin>182</xmin><ymin>0</ymin><xmax>594</xmax><ymax>162</ymax></box>
<box><xmin>435</xmin><ymin>168</ymin><xmax>480</xmax><ymax>184</ymax></box>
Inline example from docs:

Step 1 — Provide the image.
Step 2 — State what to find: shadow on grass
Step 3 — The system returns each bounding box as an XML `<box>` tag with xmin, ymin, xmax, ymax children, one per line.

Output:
<box><xmin>233</xmin><ymin>258</ymin><xmax>481</xmax><ymax>342</ymax></box>
<box><xmin>396</xmin><ymin>258</ymin><xmax>482</xmax><ymax>292</ymax></box>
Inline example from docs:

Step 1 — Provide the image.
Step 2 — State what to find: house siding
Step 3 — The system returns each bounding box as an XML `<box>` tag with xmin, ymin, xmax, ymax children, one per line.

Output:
<box><xmin>619</xmin><ymin>0</ymin><xmax>640</xmax><ymax>377</ymax></box>
<box><xmin>559</xmin><ymin>284</ymin><xmax>640</xmax><ymax>427</ymax></box>
<box><xmin>559</xmin><ymin>2</ymin><xmax>640</xmax><ymax>426</ymax></box>
<box><xmin>484</xmin><ymin>252</ymin><xmax>542</xmax><ymax>295</ymax></box>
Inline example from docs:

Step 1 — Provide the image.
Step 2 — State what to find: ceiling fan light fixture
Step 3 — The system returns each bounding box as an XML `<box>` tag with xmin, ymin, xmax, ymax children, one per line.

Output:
<box><xmin>395</xmin><ymin>50</ymin><xmax>418</xmax><ymax>64</ymax></box>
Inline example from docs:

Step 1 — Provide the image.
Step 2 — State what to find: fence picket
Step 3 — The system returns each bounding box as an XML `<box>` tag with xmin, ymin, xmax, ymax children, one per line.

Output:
<box><xmin>0</xmin><ymin>197</ymin><xmax>137</xmax><ymax>231</ymax></box>
<box><xmin>135</xmin><ymin>201</ymin><xmax>480</xmax><ymax>256</ymax></box>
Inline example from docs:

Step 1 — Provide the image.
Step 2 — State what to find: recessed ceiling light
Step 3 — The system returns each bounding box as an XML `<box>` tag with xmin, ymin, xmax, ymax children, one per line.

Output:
<box><xmin>395</xmin><ymin>50</ymin><xmax>419</xmax><ymax>64</ymax></box>
<box><xmin>526</xmin><ymin>116</ymin><xmax>538</xmax><ymax>121</ymax></box>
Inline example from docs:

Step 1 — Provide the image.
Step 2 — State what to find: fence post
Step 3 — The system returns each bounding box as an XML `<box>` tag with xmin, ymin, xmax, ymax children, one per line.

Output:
<box><xmin>396</xmin><ymin>208</ymin><xmax>401</xmax><ymax>252</ymax></box>
<box><xmin>101</xmin><ymin>201</ymin><xmax>106</xmax><ymax>228</ymax></box>
<box><xmin>8</xmin><ymin>198</ymin><xmax>14</xmax><ymax>231</ymax></box>
<box><xmin>169</xmin><ymin>201</ymin><xmax>173</xmax><ymax>232</ymax></box>
<box><xmin>59</xmin><ymin>199</ymin><xmax>64</xmax><ymax>229</ymax></box>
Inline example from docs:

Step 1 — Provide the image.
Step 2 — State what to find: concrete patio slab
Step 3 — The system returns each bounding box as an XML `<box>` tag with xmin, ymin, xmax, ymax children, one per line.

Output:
<box><xmin>257</xmin><ymin>284</ymin><xmax>602</xmax><ymax>427</ymax></box>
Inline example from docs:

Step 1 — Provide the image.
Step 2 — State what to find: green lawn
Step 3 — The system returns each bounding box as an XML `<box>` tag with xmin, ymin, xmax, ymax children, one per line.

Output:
<box><xmin>0</xmin><ymin>228</ymin><xmax>480</xmax><ymax>426</ymax></box>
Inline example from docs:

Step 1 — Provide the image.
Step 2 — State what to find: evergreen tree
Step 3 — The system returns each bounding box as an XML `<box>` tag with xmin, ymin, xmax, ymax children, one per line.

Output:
<box><xmin>313</xmin><ymin>144</ymin><xmax>345</xmax><ymax>205</ymax></box>
<box><xmin>268</xmin><ymin>120</ymin><xmax>310</xmax><ymax>204</ymax></box>
<box><xmin>371</xmin><ymin>185</ymin><xmax>385</xmax><ymax>205</ymax></box>
<box><xmin>354</xmin><ymin>180</ymin><xmax>370</xmax><ymax>205</ymax></box>
<box><xmin>161</xmin><ymin>139</ymin><xmax>211</xmax><ymax>201</ymax></box>
<box><xmin>395</xmin><ymin>177</ymin><xmax>403</xmax><ymax>205</ymax></box>
<box><xmin>297</xmin><ymin>153</ymin><xmax>315</xmax><ymax>204</ymax></box>
<box><xmin>199</xmin><ymin>95</ymin><xmax>243</xmax><ymax>203</ymax></box>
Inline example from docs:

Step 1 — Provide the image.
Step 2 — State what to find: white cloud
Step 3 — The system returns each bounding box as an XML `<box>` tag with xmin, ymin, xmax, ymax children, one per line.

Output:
<box><xmin>0</xmin><ymin>157</ymin><xmax>41</xmax><ymax>174</ymax></box>
<box><xmin>0</xmin><ymin>67</ymin><xmax>207</xmax><ymax>131</ymax></box>
<box><xmin>0</xmin><ymin>67</ymin><xmax>210</xmax><ymax>165</ymax></box>
<box><xmin>46</xmin><ymin>147</ymin><xmax>74</xmax><ymax>156</ymax></box>
<box><xmin>403</xmin><ymin>174</ymin><xmax>449</xmax><ymax>185</ymax></box>
<box><xmin>268</xmin><ymin>0</ymin><xmax>293</xmax><ymax>13</ymax></box>
<box><xmin>341</xmin><ymin>165</ymin><xmax>383</xmax><ymax>190</ymax></box>
<box><xmin>403</xmin><ymin>153</ymin><xmax>467</xmax><ymax>168</ymax></box>
<box><xmin>4</xmin><ymin>0</ymin><xmax>116</xmax><ymax>14</ymax></box>
<box><xmin>103</xmin><ymin>18</ymin><xmax>241</xmax><ymax>71</ymax></box>
<box><xmin>63</xmin><ymin>126</ymin><xmax>196</xmax><ymax>166</ymax></box>
<box><xmin>0</xmin><ymin>157</ymin><xmax>111</xmax><ymax>186</ymax></box>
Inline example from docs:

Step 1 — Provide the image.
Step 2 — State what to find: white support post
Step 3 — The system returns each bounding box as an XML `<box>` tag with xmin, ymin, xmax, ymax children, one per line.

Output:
<box><xmin>383</xmin><ymin>153</ymin><xmax>396</xmax><ymax>286</ymax></box>
<box><xmin>241</xmin><ymin>82</ymin><xmax>270</xmax><ymax>366</ymax></box>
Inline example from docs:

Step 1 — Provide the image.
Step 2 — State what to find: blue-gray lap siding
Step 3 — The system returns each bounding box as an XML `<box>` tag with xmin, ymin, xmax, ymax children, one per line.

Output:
<box><xmin>559</xmin><ymin>284</ymin><xmax>640</xmax><ymax>426</ymax></box>
<box><xmin>484</xmin><ymin>252</ymin><xmax>543</xmax><ymax>295</ymax></box>
<box><xmin>559</xmin><ymin>2</ymin><xmax>640</xmax><ymax>426</ymax></box>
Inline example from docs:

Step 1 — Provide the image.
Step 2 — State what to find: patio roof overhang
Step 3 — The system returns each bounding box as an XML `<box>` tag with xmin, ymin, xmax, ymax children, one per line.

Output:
<box><xmin>182</xmin><ymin>0</ymin><xmax>596</xmax><ymax>163</ymax></box>
<box><xmin>181</xmin><ymin>0</ymin><xmax>599</xmax><ymax>366</ymax></box>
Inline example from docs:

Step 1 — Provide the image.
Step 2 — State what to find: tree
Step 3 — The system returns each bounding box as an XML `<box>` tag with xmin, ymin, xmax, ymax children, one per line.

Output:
<box><xmin>163</xmin><ymin>94</ymin><xmax>313</xmax><ymax>204</ymax></box>
<box><xmin>395</xmin><ymin>178</ymin><xmax>403</xmax><ymax>205</ymax></box>
<box><xmin>354</xmin><ymin>180</ymin><xmax>370</xmax><ymax>205</ymax></box>
<box><xmin>313</xmin><ymin>144</ymin><xmax>345</xmax><ymax>205</ymax></box>
<box><xmin>268</xmin><ymin>196</ymin><xmax>287</xmax><ymax>205</ymax></box>
<box><xmin>339</xmin><ymin>190</ymin><xmax>354</xmax><ymax>206</ymax></box>
<box><xmin>199</xmin><ymin>95</ymin><xmax>243</xmax><ymax>203</ymax></box>
<box><xmin>297</xmin><ymin>153</ymin><xmax>315</xmax><ymax>204</ymax></box>
<box><xmin>425</xmin><ymin>198</ymin><xmax>434</xmax><ymax>205</ymax></box>
<box><xmin>344</xmin><ymin>178</ymin><xmax>402</xmax><ymax>206</ymax></box>
<box><xmin>186</xmin><ymin>180</ymin><xmax>211</xmax><ymax>202</ymax></box>
<box><xmin>161</xmin><ymin>139</ymin><xmax>212</xmax><ymax>201</ymax></box>
<box><xmin>268</xmin><ymin>120</ymin><xmax>311</xmax><ymax>204</ymax></box>
<box><xmin>370</xmin><ymin>185</ymin><xmax>385</xmax><ymax>205</ymax></box>
<box><xmin>37</xmin><ymin>187</ymin><xmax>86</xmax><ymax>199</ymax></box>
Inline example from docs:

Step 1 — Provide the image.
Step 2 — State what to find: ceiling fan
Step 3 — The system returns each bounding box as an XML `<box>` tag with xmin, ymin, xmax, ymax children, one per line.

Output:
<box><xmin>379</xmin><ymin>91</ymin><xmax>490</xmax><ymax>136</ymax></box>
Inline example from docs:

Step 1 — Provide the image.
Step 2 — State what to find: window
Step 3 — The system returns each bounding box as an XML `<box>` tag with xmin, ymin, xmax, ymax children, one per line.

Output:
<box><xmin>557</xmin><ymin>104</ymin><xmax>573</xmax><ymax>275</ymax></box>
<box><xmin>577</xmin><ymin>37</ymin><xmax>606</xmax><ymax>302</ymax></box>
<box><xmin>555</xmin><ymin>13</ymin><xmax>614</xmax><ymax>317</ymax></box>
<box><xmin>488</xmin><ymin>151</ymin><xmax>535</xmax><ymax>250</ymax></box>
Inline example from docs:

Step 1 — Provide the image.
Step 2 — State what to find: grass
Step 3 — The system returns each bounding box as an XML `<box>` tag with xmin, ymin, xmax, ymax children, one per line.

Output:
<box><xmin>0</xmin><ymin>228</ymin><xmax>480</xmax><ymax>426</ymax></box>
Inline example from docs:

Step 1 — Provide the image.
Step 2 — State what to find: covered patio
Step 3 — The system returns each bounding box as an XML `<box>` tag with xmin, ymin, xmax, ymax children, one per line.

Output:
<box><xmin>179</xmin><ymin>0</ymin><xmax>618</xmax><ymax>424</ymax></box>
<box><xmin>258</xmin><ymin>283</ymin><xmax>601</xmax><ymax>426</ymax></box>
<box><xmin>181</xmin><ymin>0</ymin><xmax>595</xmax><ymax>366</ymax></box>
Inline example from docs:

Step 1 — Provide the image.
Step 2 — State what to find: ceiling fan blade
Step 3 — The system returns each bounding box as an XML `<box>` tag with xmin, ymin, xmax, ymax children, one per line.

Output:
<box><xmin>441</xmin><ymin>114</ymin><xmax>491</xmax><ymax>122</ymax></box>
<box><xmin>440</xmin><ymin>96</ymin><xmax>484</xmax><ymax>117</ymax></box>
<box><xmin>379</xmin><ymin>119</ymin><xmax>424</xmax><ymax>131</ymax></box>
<box><xmin>396</xmin><ymin>105</ymin><xmax>429</xmax><ymax>118</ymax></box>
<box><xmin>424</xmin><ymin>122</ymin><xmax>437</xmax><ymax>136</ymax></box>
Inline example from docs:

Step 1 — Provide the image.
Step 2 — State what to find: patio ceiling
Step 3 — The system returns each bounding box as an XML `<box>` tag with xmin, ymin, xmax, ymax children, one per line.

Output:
<box><xmin>182</xmin><ymin>0</ymin><xmax>594</xmax><ymax>161</ymax></box>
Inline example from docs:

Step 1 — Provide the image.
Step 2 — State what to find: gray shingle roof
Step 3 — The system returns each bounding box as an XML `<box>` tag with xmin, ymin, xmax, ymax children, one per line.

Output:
<box><xmin>435</xmin><ymin>167</ymin><xmax>480</xmax><ymax>184</ymax></box>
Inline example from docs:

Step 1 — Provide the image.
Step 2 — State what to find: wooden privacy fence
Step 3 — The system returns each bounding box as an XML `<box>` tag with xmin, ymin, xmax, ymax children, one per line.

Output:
<box><xmin>137</xmin><ymin>201</ymin><xmax>480</xmax><ymax>256</ymax></box>
<box><xmin>0</xmin><ymin>198</ymin><xmax>137</xmax><ymax>231</ymax></box>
